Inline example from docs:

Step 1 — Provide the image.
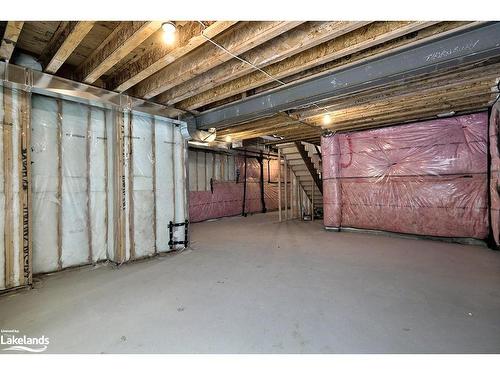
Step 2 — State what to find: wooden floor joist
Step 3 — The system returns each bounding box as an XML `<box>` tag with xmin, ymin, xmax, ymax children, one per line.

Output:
<box><xmin>155</xmin><ymin>21</ymin><xmax>370</xmax><ymax>106</ymax></box>
<box><xmin>0</xmin><ymin>21</ymin><xmax>24</xmax><ymax>62</ymax></box>
<box><xmin>175</xmin><ymin>21</ymin><xmax>439</xmax><ymax>110</ymax></box>
<box><xmin>130</xmin><ymin>21</ymin><xmax>303</xmax><ymax>99</ymax></box>
<box><xmin>107</xmin><ymin>21</ymin><xmax>237</xmax><ymax>93</ymax></box>
<box><xmin>75</xmin><ymin>21</ymin><xmax>162</xmax><ymax>84</ymax></box>
<box><xmin>40</xmin><ymin>21</ymin><xmax>95</xmax><ymax>74</ymax></box>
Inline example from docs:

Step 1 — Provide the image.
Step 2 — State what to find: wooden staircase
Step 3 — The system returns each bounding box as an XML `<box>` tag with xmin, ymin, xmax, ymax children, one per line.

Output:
<box><xmin>277</xmin><ymin>141</ymin><xmax>323</xmax><ymax>218</ymax></box>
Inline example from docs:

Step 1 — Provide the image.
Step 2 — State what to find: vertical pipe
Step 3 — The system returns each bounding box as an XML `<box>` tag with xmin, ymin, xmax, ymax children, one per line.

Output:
<box><xmin>290</xmin><ymin>167</ymin><xmax>293</xmax><ymax>219</ymax></box>
<box><xmin>278</xmin><ymin>148</ymin><xmax>281</xmax><ymax>222</ymax></box>
<box><xmin>151</xmin><ymin>117</ymin><xmax>157</xmax><ymax>254</ymax></box>
<box><xmin>259</xmin><ymin>151</ymin><xmax>266</xmax><ymax>213</ymax></box>
<box><xmin>241</xmin><ymin>152</ymin><xmax>247</xmax><ymax>216</ymax></box>
<box><xmin>103</xmin><ymin>109</ymin><xmax>109</xmax><ymax>260</ymax></box>
<box><xmin>173</xmin><ymin>125</ymin><xmax>186</xmax><ymax>246</ymax></box>
<box><xmin>284</xmin><ymin>156</ymin><xmax>288</xmax><ymax>221</ymax></box>
<box><xmin>171</xmin><ymin>125</ymin><xmax>177</xmax><ymax>247</ymax></box>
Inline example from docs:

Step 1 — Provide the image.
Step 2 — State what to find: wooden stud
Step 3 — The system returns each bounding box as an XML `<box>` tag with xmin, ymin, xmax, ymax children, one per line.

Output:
<box><xmin>19</xmin><ymin>90</ymin><xmax>32</xmax><ymax>286</ymax></box>
<box><xmin>113</xmin><ymin>110</ymin><xmax>126</xmax><ymax>263</ymax></box>
<box><xmin>3</xmin><ymin>87</ymin><xmax>14</xmax><ymax>287</ymax></box>
<box><xmin>127</xmin><ymin>112</ymin><xmax>135</xmax><ymax>259</ymax></box>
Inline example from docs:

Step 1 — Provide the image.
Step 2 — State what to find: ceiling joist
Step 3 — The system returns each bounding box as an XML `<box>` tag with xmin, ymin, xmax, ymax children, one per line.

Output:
<box><xmin>155</xmin><ymin>21</ymin><xmax>371</xmax><ymax>106</ymax></box>
<box><xmin>107</xmin><ymin>21</ymin><xmax>237</xmax><ymax>92</ymax></box>
<box><xmin>39</xmin><ymin>21</ymin><xmax>95</xmax><ymax>74</ymax></box>
<box><xmin>0</xmin><ymin>21</ymin><xmax>24</xmax><ymax>61</ymax></box>
<box><xmin>75</xmin><ymin>21</ymin><xmax>162</xmax><ymax>84</ymax></box>
<box><xmin>130</xmin><ymin>21</ymin><xmax>304</xmax><ymax>99</ymax></box>
<box><xmin>177</xmin><ymin>21</ymin><xmax>439</xmax><ymax>111</ymax></box>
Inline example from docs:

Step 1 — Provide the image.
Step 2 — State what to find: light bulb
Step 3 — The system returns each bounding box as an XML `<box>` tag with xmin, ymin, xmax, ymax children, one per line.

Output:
<box><xmin>161</xmin><ymin>22</ymin><xmax>176</xmax><ymax>44</ymax></box>
<box><xmin>322</xmin><ymin>114</ymin><xmax>332</xmax><ymax>125</ymax></box>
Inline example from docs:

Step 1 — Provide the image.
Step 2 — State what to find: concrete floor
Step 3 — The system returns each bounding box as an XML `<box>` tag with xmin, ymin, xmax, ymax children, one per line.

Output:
<box><xmin>1</xmin><ymin>212</ymin><xmax>500</xmax><ymax>353</ymax></box>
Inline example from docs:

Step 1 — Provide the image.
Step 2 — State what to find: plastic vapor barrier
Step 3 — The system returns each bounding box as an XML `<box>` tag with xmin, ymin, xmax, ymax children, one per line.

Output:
<box><xmin>188</xmin><ymin>152</ymin><xmax>281</xmax><ymax>223</ymax></box>
<box><xmin>490</xmin><ymin>103</ymin><xmax>500</xmax><ymax>247</ymax></box>
<box><xmin>322</xmin><ymin>112</ymin><xmax>489</xmax><ymax>239</ymax></box>
<box><xmin>0</xmin><ymin>91</ymin><xmax>188</xmax><ymax>291</ymax></box>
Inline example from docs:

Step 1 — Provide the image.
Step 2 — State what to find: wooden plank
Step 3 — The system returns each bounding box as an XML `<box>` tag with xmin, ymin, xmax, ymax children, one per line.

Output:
<box><xmin>20</xmin><ymin>90</ymin><xmax>32</xmax><ymax>286</ymax></box>
<box><xmin>127</xmin><ymin>113</ymin><xmax>135</xmax><ymax>259</ymax></box>
<box><xmin>156</xmin><ymin>21</ymin><xmax>370</xmax><ymax>105</ymax></box>
<box><xmin>3</xmin><ymin>87</ymin><xmax>14</xmax><ymax>288</ymax></box>
<box><xmin>0</xmin><ymin>21</ymin><xmax>24</xmax><ymax>61</ymax></box>
<box><xmin>113</xmin><ymin>111</ymin><xmax>126</xmax><ymax>263</ymax></box>
<box><xmin>130</xmin><ymin>21</ymin><xmax>304</xmax><ymax>99</ymax></box>
<box><xmin>175</xmin><ymin>21</ymin><xmax>450</xmax><ymax>110</ymax></box>
<box><xmin>40</xmin><ymin>21</ymin><xmax>95</xmax><ymax>74</ymax></box>
<box><xmin>75</xmin><ymin>21</ymin><xmax>162</xmax><ymax>84</ymax></box>
<box><xmin>107</xmin><ymin>21</ymin><xmax>237</xmax><ymax>93</ymax></box>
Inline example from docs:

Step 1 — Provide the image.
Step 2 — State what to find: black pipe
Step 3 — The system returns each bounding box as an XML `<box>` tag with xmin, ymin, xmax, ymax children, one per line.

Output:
<box><xmin>241</xmin><ymin>152</ymin><xmax>247</xmax><ymax>217</ymax></box>
<box><xmin>260</xmin><ymin>151</ymin><xmax>267</xmax><ymax>213</ymax></box>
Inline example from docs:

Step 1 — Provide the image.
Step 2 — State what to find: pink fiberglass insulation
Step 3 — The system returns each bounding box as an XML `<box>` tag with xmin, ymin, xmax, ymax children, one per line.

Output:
<box><xmin>490</xmin><ymin>105</ymin><xmax>500</xmax><ymax>247</ymax></box>
<box><xmin>321</xmin><ymin>112</ymin><xmax>489</xmax><ymax>239</ymax></box>
<box><xmin>189</xmin><ymin>156</ymin><xmax>281</xmax><ymax>222</ymax></box>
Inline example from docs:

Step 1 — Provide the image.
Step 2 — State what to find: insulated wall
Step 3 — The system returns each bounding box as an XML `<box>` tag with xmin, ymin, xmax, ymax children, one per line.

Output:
<box><xmin>188</xmin><ymin>150</ymin><xmax>281</xmax><ymax>222</ymax></box>
<box><xmin>0</xmin><ymin>93</ymin><xmax>188</xmax><ymax>285</ymax></box>
<box><xmin>490</xmin><ymin>103</ymin><xmax>500</xmax><ymax>247</ymax></box>
<box><xmin>322</xmin><ymin>112</ymin><xmax>489</xmax><ymax>239</ymax></box>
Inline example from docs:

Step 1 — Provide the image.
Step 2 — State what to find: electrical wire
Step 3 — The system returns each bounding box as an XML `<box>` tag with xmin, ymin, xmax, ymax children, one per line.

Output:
<box><xmin>196</xmin><ymin>21</ymin><xmax>330</xmax><ymax>140</ymax></box>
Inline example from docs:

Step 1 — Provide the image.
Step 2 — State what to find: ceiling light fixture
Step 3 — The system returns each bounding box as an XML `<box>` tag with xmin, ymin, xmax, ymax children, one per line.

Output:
<box><xmin>322</xmin><ymin>114</ymin><xmax>332</xmax><ymax>125</ymax></box>
<box><xmin>161</xmin><ymin>21</ymin><xmax>177</xmax><ymax>44</ymax></box>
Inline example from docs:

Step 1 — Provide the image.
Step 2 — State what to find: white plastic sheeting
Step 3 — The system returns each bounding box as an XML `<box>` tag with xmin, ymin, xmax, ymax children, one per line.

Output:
<box><xmin>27</xmin><ymin>94</ymin><xmax>187</xmax><ymax>278</ymax></box>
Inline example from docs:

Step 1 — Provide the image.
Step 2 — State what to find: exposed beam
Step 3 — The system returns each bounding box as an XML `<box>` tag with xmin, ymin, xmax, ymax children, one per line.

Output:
<box><xmin>75</xmin><ymin>21</ymin><xmax>162</xmax><ymax>84</ymax></box>
<box><xmin>40</xmin><ymin>21</ymin><xmax>95</xmax><ymax>74</ymax></box>
<box><xmin>0</xmin><ymin>21</ymin><xmax>24</xmax><ymax>61</ymax></box>
<box><xmin>130</xmin><ymin>21</ymin><xmax>304</xmax><ymax>99</ymax></box>
<box><xmin>179</xmin><ymin>21</ymin><xmax>438</xmax><ymax>111</ymax></box>
<box><xmin>294</xmin><ymin>60</ymin><xmax>500</xmax><ymax>120</ymax></box>
<box><xmin>107</xmin><ymin>21</ymin><xmax>237</xmax><ymax>92</ymax></box>
<box><xmin>193</xmin><ymin>22</ymin><xmax>500</xmax><ymax>130</ymax></box>
<box><xmin>155</xmin><ymin>21</ymin><xmax>370</xmax><ymax>106</ymax></box>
